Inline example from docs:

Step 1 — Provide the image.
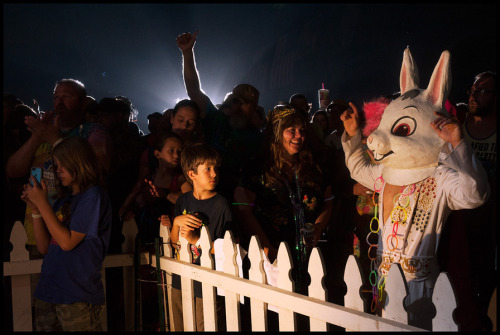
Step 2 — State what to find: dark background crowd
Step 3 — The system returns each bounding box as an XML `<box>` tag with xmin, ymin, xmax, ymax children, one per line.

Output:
<box><xmin>3</xmin><ymin>4</ymin><xmax>497</xmax><ymax>133</ymax></box>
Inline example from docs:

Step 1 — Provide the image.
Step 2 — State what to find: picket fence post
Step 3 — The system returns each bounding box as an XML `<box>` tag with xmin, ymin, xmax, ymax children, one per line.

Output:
<box><xmin>179</xmin><ymin>235</ymin><xmax>196</xmax><ymax>331</ymax></box>
<box><xmin>222</xmin><ymin>230</ymin><xmax>241</xmax><ymax>331</ymax></box>
<box><xmin>344</xmin><ymin>255</ymin><xmax>365</xmax><ymax>312</ymax></box>
<box><xmin>432</xmin><ymin>272</ymin><xmax>458</xmax><ymax>331</ymax></box>
<box><xmin>248</xmin><ymin>235</ymin><xmax>268</xmax><ymax>331</ymax></box>
<box><xmin>381</xmin><ymin>263</ymin><xmax>409</xmax><ymax>325</ymax></box>
<box><xmin>8</xmin><ymin>221</ymin><xmax>33</xmax><ymax>331</ymax></box>
<box><xmin>276</xmin><ymin>242</ymin><xmax>295</xmax><ymax>331</ymax></box>
<box><xmin>307</xmin><ymin>247</ymin><xmax>328</xmax><ymax>331</ymax></box>
<box><xmin>198</xmin><ymin>226</ymin><xmax>217</xmax><ymax>331</ymax></box>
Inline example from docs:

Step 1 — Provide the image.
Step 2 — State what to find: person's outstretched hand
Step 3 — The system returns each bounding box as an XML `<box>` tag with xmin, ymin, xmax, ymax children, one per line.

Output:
<box><xmin>176</xmin><ymin>30</ymin><xmax>199</xmax><ymax>53</ymax></box>
<box><xmin>340</xmin><ymin>102</ymin><xmax>359</xmax><ymax>137</ymax></box>
<box><xmin>25</xmin><ymin>110</ymin><xmax>61</xmax><ymax>144</ymax></box>
<box><xmin>430</xmin><ymin>111</ymin><xmax>463</xmax><ymax>148</ymax></box>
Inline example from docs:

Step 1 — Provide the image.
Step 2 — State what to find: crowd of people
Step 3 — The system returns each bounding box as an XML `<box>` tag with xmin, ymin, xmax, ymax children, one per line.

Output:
<box><xmin>2</xmin><ymin>30</ymin><xmax>496</xmax><ymax>332</ymax></box>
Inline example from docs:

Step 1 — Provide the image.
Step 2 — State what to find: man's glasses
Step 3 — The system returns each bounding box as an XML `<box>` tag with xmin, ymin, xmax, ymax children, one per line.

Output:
<box><xmin>467</xmin><ymin>88</ymin><xmax>496</xmax><ymax>96</ymax></box>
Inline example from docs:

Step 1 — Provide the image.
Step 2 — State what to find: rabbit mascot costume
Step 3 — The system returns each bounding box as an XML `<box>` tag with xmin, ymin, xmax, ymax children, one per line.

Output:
<box><xmin>340</xmin><ymin>47</ymin><xmax>489</xmax><ymax>329</ymax></box>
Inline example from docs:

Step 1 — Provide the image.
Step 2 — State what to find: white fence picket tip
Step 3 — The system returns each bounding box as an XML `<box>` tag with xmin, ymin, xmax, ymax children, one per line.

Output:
<box><xmin>198</xmin><ymin>226</ymin><xmax>217</xmax><ymax>331</ymax></box>
<box><xmin>222</xmin><ymin>230</ymin><xmax>241</xmax><ymax>331</ymax></box>
<box><xmin>344</xmin><ymin>255</ymin><xmax>365</xmax><ymax>312</ymax></box>
<box><xmin>248</xmin><ymin>235</ymin><xmax>267</xmax><ymax>331</ymax></box>
<box><xmin>179</xmin><ymin>236</ymin><xmax>196</xmax><ymax>330</ymax></box>
<box><xmin>276</xmin><ymin>242</ymin><xmax>295</xmax><ymax>331</ymax></box>
<box><xmin>432</xmin><ymin>272</ymin><xmax>458</xmax><ymax>331</ymax></box>
<box><xmin>382</xmin><ymin>263</ymin><xmax>408</xmax><ymax>325</ymax></box>
<box><xmin>9</xmin><ymin>221</ymin><xmax>29</xmax><ymax>262</ymax></box>
<box><xmin>308</xmin><ymin>247</ymin><xmax>327</xmax><ymax>331</ymax></box>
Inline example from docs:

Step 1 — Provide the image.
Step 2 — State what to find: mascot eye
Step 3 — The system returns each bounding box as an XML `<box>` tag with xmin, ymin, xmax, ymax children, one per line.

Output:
<box><xmin>391</xmin><ymin>116</ymin><xmax>416</xmax><ymax>137</ymax></box>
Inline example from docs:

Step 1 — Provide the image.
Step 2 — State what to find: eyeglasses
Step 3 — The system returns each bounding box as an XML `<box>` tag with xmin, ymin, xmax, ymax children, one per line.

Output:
<box><xmin>467</xmin><ymin>88</ymin><xmax>496</xmax><ymax>96</ymax></box>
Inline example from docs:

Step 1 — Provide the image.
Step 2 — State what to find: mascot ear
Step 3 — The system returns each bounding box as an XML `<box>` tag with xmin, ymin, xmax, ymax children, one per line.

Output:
<box><xmin>399</xmin><ymin>47</ymin><xmax>420</xmax><ymax>94</ymax></box>
<box><xmin>423</xmin><ymin>50</ymin><xmax>451</xmax><ymax>109</ymax></box>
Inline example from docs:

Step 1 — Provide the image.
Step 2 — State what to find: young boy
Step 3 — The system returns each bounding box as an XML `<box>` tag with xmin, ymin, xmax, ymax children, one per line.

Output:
<box><xmin>170</xmin><ymin>142</ymin><xmax>231</xmax><ymax>331</ymax></box>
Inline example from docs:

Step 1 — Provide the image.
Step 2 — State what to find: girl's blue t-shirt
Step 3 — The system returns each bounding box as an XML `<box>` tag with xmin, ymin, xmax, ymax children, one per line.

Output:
<box><xmin>34</xmin><ymin>186</ymin><xmax>112</xmax><ymax>305</ymax></box>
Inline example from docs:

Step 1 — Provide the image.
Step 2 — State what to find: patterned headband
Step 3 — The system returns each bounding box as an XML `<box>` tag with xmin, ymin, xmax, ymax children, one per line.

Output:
<box><xmin>272</xmin><ymin>106</ymin><xmax>297</xmax><ymax>124</ymax></box>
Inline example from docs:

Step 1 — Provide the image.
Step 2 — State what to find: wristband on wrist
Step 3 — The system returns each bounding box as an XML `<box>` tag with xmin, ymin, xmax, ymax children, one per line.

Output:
<box><xmin>52</xmin><ymin>137</ymin><xmax>64</xmax><ymax>148</ymax></box>
<box><xmin>32</xmin><ymin>213</ymin><xmax>43</xmax><ymax>219</ymax></box>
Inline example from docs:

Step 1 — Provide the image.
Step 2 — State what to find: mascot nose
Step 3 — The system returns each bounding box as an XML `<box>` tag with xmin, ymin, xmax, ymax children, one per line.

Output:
<box><xmin>368</xmin><ymin>131</ymin><xmax>391</xmax><ymax>153</ymax></box>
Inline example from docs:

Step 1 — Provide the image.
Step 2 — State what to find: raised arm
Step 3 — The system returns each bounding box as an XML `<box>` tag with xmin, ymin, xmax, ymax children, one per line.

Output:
<box><xmin>340</xmin><ymin>102</ymin><xmax>382</xmax><ymax>190</ymax></box>
<box><xmin>340</xmin><ymin>102</ymin><xmax>360</xmax><ymax>139</ymax></box>
<box><xmin>176</xmin><ymin>30</ymin><xmax>209</xmax><ymax>118</ymax></box>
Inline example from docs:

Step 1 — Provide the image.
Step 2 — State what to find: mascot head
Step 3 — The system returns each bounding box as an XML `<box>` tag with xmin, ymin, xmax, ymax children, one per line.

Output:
<box><xmin>366</xmin><ymin>47</ymin><xmax>451</xmax><ymax>185</ymax></box>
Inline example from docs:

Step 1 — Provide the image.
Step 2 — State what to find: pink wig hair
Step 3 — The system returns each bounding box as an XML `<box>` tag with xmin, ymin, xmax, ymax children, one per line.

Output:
<box><xmin>362</xmin><ymin>97</ymin><xmax>391</xmax><ymax>137</ymax></box>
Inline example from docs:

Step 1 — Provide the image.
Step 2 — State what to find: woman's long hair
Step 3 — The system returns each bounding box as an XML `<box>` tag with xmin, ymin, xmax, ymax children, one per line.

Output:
<box><xmin>263</xmin><ymin>105</ymin><xmax>322</xmax><ymax>190</ymax></box>
<box><xmin>52</xmin><ymin>136</ymin><xmax>103</xmax><ymax>198</ymax></box>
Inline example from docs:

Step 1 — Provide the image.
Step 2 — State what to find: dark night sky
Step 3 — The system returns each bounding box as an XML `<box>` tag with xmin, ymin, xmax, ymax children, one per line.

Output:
<box><xmin>3</xmin><ymin>3</ymin><xmax>497</xmax><ymax>133</ymax></box>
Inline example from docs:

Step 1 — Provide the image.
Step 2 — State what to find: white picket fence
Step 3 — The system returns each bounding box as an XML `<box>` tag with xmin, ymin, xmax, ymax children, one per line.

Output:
<box><xmin>4</xmin><ymin>219</ymin><xmax>463</xmax><ymax>331</ymax></box>
<box><xmin>152</xmin><ymin>223</ymin><xmax>459</xmax><ymax>332</ymax></box>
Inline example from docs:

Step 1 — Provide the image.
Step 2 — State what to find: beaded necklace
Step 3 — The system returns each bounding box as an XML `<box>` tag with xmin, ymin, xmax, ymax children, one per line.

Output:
<box><xmin>281</xmin><ymin>168</ymin><xmax>308</xmax><ymax>292</ymax></box>
<box><xmin>367</xmin><ymin>176</ymin><xmax>417</xmax><ymax>312</ymax></box>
